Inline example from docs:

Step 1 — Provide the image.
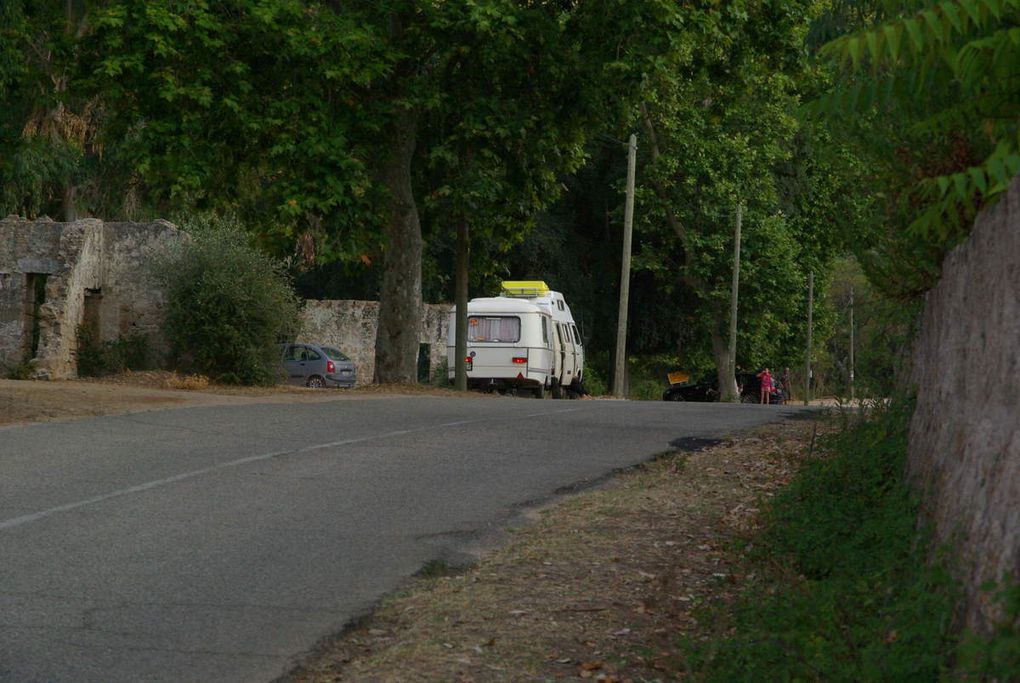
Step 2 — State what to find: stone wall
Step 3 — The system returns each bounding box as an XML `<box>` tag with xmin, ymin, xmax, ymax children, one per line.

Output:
<box><xmin>0</xmin><ymin>217</ymin><xmax>179</xmax><ymax>379</ymax></box>
<box><xmin>908</xmin><ymin>175</ymin><xmax>1020</xmax><ymax>634</ymax></box>
<box><xmin>300</xmin><ymin>300</ymin><xmax>452</xmax><ymax>384</ymax></box>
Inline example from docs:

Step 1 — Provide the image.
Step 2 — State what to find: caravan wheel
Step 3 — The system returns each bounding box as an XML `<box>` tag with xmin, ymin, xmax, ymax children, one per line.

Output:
<box><xmin>551</xmin><ymin>379</ymin><xmax>564</xmax><ymax>400</ymax></box>
<box><xmin>533</xmin><ymin>383</ymin><xmax>546</xmax><ymax>399</ymax></box>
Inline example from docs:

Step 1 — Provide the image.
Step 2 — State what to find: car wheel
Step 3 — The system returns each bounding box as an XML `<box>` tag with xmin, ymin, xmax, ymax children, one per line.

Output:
<box><xmin>306</xmin><ymin>375</ymin><xmax>326</xmax><ymax>389</ymax></box>
<box><xmin>740</xmin><ymin>393</ymin><xmax>757</xmax><ymax>404</ymax></box>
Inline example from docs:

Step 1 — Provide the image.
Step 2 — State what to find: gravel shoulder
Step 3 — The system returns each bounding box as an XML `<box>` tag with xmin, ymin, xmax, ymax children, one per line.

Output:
<box><xmin>287</xmin><ymin>417</ymin><xmax>820</xmax><ymax>683</ymax></box>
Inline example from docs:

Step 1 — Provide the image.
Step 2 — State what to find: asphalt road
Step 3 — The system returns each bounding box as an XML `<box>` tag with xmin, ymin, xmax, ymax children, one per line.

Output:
<box><xmin>0</xmin><ymin>395</ymin><xmax>808</xmax><ymax>682</ymax></box>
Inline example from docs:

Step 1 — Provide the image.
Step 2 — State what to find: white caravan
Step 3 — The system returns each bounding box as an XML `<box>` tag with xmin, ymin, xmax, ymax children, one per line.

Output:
<box><xmin>447</xmin><ymin>281</ymin><xmax>584</xmax><ymax>398</ymax></box>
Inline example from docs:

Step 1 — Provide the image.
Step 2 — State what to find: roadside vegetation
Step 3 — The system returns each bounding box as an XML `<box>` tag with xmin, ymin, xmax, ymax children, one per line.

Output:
<box><xmin>689</xmin><ymin>400</ymin><xmax>1020</xmax><ymax>681</ymax></box>
<box><xmin>151</xmin><ymin>215</ymin><xmax>302</xmax><ymax>386</ymax></box>
<box><xmin>689</xmin><ymin>400</ymin><xmax>958</xmax><ymax>680</ymax></box>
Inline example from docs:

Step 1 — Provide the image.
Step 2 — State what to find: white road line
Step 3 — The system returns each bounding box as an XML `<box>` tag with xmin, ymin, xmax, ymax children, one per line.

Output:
<box><xmin>0</xmin><ymin>407</ymin><xmax>583</xmax><ymax>532</ymax></box>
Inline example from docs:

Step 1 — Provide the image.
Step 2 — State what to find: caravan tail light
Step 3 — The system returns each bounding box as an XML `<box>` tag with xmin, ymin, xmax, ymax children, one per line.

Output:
<box><xmin>326</xmin><ymin>360</ymin><xmax>336</xmax><ymax>374</ymax></box>
<box><xmin>512</xmin><ymin>357</ymin><xmax>528</xmax><ymax>364</ymax></box>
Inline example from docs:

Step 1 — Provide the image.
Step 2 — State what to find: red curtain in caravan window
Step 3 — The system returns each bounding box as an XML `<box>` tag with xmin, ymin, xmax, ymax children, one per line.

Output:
<box><xmin>468</xmin><ymin>316</ymin><xmax>521</xmax><ymax>343</ymax></box>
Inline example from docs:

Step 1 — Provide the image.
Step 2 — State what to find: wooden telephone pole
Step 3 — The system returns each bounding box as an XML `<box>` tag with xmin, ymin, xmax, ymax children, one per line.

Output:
<box><xmin>613</xmin><ymin>133</ymin><xmax>637</xmax><ymax>398</ymax></box>
<box><xmin>804</xmin><ymin>271</ymin><xmax>813</xmax><ymax>406</ymax></box>
<box><xmin>726</xmin><ymin>203</ymin><xmax>742</xmax><ymax>400</ymax></box>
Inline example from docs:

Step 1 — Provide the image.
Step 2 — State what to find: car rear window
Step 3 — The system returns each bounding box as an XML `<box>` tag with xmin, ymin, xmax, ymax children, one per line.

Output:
<box><xmin>468</xmin><ymin>316</ymin><xmax>521</xmax><ymax>343</ymax></box>
<box><xmin>321</xmin><ymin>346</ymin><xmax>350</xmax><ymax>361</ymax></box>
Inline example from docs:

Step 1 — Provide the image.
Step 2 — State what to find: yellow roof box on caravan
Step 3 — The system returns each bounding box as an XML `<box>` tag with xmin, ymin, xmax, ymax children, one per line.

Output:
<box><xmin>501</xmin><ymin>280</ymin><xmax>550</xmax><ymax>297</ymax></box>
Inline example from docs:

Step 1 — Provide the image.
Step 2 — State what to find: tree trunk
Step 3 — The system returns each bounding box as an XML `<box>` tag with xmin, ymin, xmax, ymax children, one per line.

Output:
<box><xmin>62</xmin><ymin>184</ymin><xmax>77</xmax><ymax>222</ymax></box>
<box><xmin>373</xmin><ymin>108</ymin><xmax>423</xmax><ymax>384</ymax></box>
<box><xmin>454</xmin><ymin>213</ymin><xmax>469</xmax><ymax>391</ymax></box>
<box><xmin>711</xmin><ymin>326</ymin><xmax>739</xmax><ymax>401</ymax></box>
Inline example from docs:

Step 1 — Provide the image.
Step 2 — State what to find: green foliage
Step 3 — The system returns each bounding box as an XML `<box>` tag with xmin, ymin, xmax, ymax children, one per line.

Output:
<box><xmin>628</xmin><ymin>0</ymin><xmax>859</xmax><ymax>381</ymax></box>
<box><xmin>0</xmin><ymin>1</ymin><xmax>95</xmax><ymax>219</ymax></box>
<box><xmin>688</xmin><ymin>400</ymin><xmax>960</xmax><ymax>680</ymax></box>
<box><xmin>818</xmin><ymin>0</ymin><xmax>1020</xmax><ymax>244</ymax></box>
<box><xmin>625</xmin><ymin>354</ymin><xmax>679</xmax><ymax>400</ymax></box>
<box><xmin>958</xmin><ymin>581</ymin><xmax>1020</xmax><ymax>679</ymax></box>
<box><xmin>581</xmin><ymin>363</ymin><xmax>609</xmax><ymax>398</ymax></box>
<box><xmin>3</xmin><ymin>361</ymin><xmax>33</xmax><ymax>380</ymax></box>
<box><xmin>826</xmin><ymin>257</ymin><xmax>921</xmax><ymax>397</ymax></box>
<box><xmin>429</xmin><ymin>358</ymin><xmax>450</xmax><ymax>389</ymax></box>
<box><xmin>152</xmin><ymin>214</ymin><xmax>302</xmax><ymax>386</ymax></box>
<box><xmin>75</xmin><ymin>326</ymin><xmax>149</xmax><ymax>377</ymax></box>
<box><xmin>82</xmin><ymin>0</ymin><xmax>389</xmax><ymax>258</ymax></box>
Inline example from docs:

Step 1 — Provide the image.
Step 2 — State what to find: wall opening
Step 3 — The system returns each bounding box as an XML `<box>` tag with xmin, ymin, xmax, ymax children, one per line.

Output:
<box><xmin>417</xmin><ymin>343</ymin><xmax>431</xmax><ymax>383</ymax></box>
<box><xmin>82</xmin><ymin>288</ymin><xmax>102</xmax><ymax>338</ymax></box>
<box><xmin>24</xmin><ymin>273</ymin><xmax>48</xmax><ymax>361</ymax></box>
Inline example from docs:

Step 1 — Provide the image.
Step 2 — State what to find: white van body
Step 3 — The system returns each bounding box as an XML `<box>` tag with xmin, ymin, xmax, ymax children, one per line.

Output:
<box><xmin>446</xmin><ymin>282</ymin><xmax>584</xmax><ymax>398</ymax></box>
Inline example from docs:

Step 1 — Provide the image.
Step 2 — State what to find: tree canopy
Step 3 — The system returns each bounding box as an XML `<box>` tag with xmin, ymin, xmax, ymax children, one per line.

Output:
<box><xmin>3</xmin><ymin>0</ymin><xmax>991</xmax><ymax>392</ymax></box>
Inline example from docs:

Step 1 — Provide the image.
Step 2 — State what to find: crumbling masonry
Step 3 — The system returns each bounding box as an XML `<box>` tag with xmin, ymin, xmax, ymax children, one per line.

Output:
<box><xmin>0</xmin><ymin>217</ymin><xmax>179</xmax><ymax>379</ymax></box>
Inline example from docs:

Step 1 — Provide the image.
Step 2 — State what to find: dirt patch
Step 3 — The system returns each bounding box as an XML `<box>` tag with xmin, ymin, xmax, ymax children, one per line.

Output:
<box><xmin>0</xmin><ymin>373</ymin><xmax>490</xmax><ymax>429</ymax></box>
<box><xmin>288</xmin><ymin>418</ymin><xmax>824</xmax><ymax>683</ymax></box>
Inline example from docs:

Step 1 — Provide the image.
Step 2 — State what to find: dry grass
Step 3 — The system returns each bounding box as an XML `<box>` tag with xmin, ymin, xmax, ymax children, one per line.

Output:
<box><xmin>162</xmin><ymin>372</ymin><xmax>211</xmax><ymax>391</ymax></box>
<box><xmin>290</xmin><ymin>418</ymin><xmax>823</xmax><ymax>683</ymax></box>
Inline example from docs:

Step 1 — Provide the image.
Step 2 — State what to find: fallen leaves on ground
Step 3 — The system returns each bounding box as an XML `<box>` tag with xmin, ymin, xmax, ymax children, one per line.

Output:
<box><xmin>290</xmin><ymin>417</ymin><xmax>827</xmax><ymax>682</ymax></box>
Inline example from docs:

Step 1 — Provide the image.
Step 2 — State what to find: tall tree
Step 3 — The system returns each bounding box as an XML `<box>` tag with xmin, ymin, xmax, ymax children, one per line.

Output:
<box><xmin>1</xmin><ymin>1</ymin><xmax>95</xmax><ymax>220</ymax></box>
<box><xmin>637</xmin><ymin>0</ymin><xmax>840</xmax><ymax>400</ymax></box>
<box><xmin>351</xmin><ymin>0</ymin><xmax>688</xmax><ymax>383</ymax></box>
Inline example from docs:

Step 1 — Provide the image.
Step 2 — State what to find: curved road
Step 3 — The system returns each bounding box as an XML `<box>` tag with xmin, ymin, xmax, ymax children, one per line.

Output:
<box><xmin>0</xmin><ymin>395</ymin><xmax>806</xmax><ymax>682</ymax></box>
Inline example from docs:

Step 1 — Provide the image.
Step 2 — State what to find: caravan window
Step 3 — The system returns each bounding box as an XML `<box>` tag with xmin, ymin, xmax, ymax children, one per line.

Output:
<box><xmin>468</xmin><ymin>316</ymin><xmax>521</xmax><ymax>343</ymax></box>
<box><xmin>571</xmin><ymin>324</ymin><xmax>582</xmax><ymax>345</ymax></box>
<box><xmin>541</xmin><ymin>317</ymin><xmax>549</xmax><ymax>345</ymax></box>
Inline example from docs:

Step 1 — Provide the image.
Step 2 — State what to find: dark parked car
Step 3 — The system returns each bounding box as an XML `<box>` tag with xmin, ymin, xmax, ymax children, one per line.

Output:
<box><xmin>662</xmin><ymin>378</ymin><xmax>721</xmax><ymax>402</ymax></box>
<box><xmin>279</xmin><ymin>343</ymin><xmax>356</xmax><ymax>388</ymax></box>
<box><xmin>662</xmin><ymin>372</ymin><xmax>784</xmax><ymax>404</ymax></box>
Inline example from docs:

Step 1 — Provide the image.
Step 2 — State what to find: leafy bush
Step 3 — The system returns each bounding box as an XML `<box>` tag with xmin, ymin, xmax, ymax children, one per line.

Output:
<box><xmin>76</xmin><ymin>325</ymin><xmax>149</xmax><ymax>377</ymax></box>
<box><xmin>628</xmin><ymin>378</ymin><xmax>663</xmax><ymax>401</ymax></box>
<box><xmin>688</xmin><ymin>399</ymin><xmax>960</xmax><ymax>681</ymax></box>
<box><xmin>430</xmin><ymin>358</ymin><xmax>450</xmax><ymax>388</ymax></box>
<box><xmin>582</xmin><ymin>363</ymin><xmax>608</xmax><ymax>396</ymax></box>
<box><xmin>3</xmin><ymin>361</ymin><xmax>33</xmax><ymax>380</ymax></box>
<box><xmin>152</xmin><ymin>215</ymin><xmax>302</xmax><ymax>386</ymax></box>
<box><xmin>958</xmin><ymin>581</ymin><xmax>1020</xmax><ymax>681</ymax></box>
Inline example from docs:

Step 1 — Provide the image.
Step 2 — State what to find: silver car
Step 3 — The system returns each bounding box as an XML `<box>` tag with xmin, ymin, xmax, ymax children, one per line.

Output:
<box><xmin>279</xmin><ymin>343</ymin><xmax>356</xmax><ymax>388</ymax></box>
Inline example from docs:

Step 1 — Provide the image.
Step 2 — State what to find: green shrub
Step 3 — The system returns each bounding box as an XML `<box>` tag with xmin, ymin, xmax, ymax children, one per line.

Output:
<box><xmin>76</xmin><ymin>325</ymin><xmax>149</xmax><ymax>377</ymax></box>
<box><xmin>627</xmin><ymin>377</ymin><xmax>663</xmax><ymax>401</ymax></box>
<box><xmin>430</xmin><ymin>358</ymin><xmax>450</xmax><ymax>388</ymax></box>
<box><xmin>152</xmin><ymin>214</ymin><xmax>301</xmax><ymax>386</ymax></box>
<box><xmin>3</xmin><ymin>360</ymin><xmax>33</xmax><ymax>380</ymax></box>
<box><xmin>958</xmin><ymin>581</ymin><xmax>1020</xmax><ymax>680</ymax></box>
<box><xmin>582</xmin><ymin>363</ymin><xmax>608</xmax><ymax>396</ymax></box>
<box><xmin>688</xmin><ymin>399</ymin><xmax>959</xmax><ymax>681</ymax></box>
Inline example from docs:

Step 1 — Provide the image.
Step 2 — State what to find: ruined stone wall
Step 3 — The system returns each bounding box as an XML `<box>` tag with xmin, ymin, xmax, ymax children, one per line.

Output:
<box><xmin>38</xmin><ymin>221</ymin><xmax>104</xmax><ymax>379</ymax></box>
<box><xmin>908</xmin><ymin>175</ymin><xmax>1020</xmax><ymax>635</ymax></box>
<box><xmin>99</xmin><ymin>221</ymin><xmax>179</xmax><ymax>360</ymax></box>
<box><xmin>300</xmin><ymin>300</ymin><xmax>452</xmax><ymax>384</ymax></box>
<box><xmin>0</xmin><ymin>220</ymin><xmax>64</xmax><ymax>368</ymax></box>
<box><xmin>0</xmin><ymin>217</ymin><xmax>179</xmax><ymax>379</ymax></box>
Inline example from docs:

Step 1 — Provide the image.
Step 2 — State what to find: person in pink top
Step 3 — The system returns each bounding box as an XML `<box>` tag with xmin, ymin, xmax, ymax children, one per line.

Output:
<box><xmin>758</xmin><ymin>367</ymin><xmax>773</xmax><ymax>404</ymax></box>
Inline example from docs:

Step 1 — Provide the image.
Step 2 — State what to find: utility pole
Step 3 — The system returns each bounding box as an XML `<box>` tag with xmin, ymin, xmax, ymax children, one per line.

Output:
<box><xmin>453</xmin><ymin>214</ymin><xmax>469</xmax><ymax>391</ymax></box>
<box><xmin>613</xmin><ymin>133</ymin><xmax>637</xmax><ymax>398</ymax></box>
<box><xmin>804</xmin><ymin>271</ymin><xmax>813</xmax><ymax>406</ymax></box>
<box><xmin>726</xmin><ymin>203</ymin><xmax>742</xmax><ymax>401</ymax></box>
<box><xmin>849</xmin><ymin>285</ymin><xmax>855</xmax><ymax>402</ymax></box>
